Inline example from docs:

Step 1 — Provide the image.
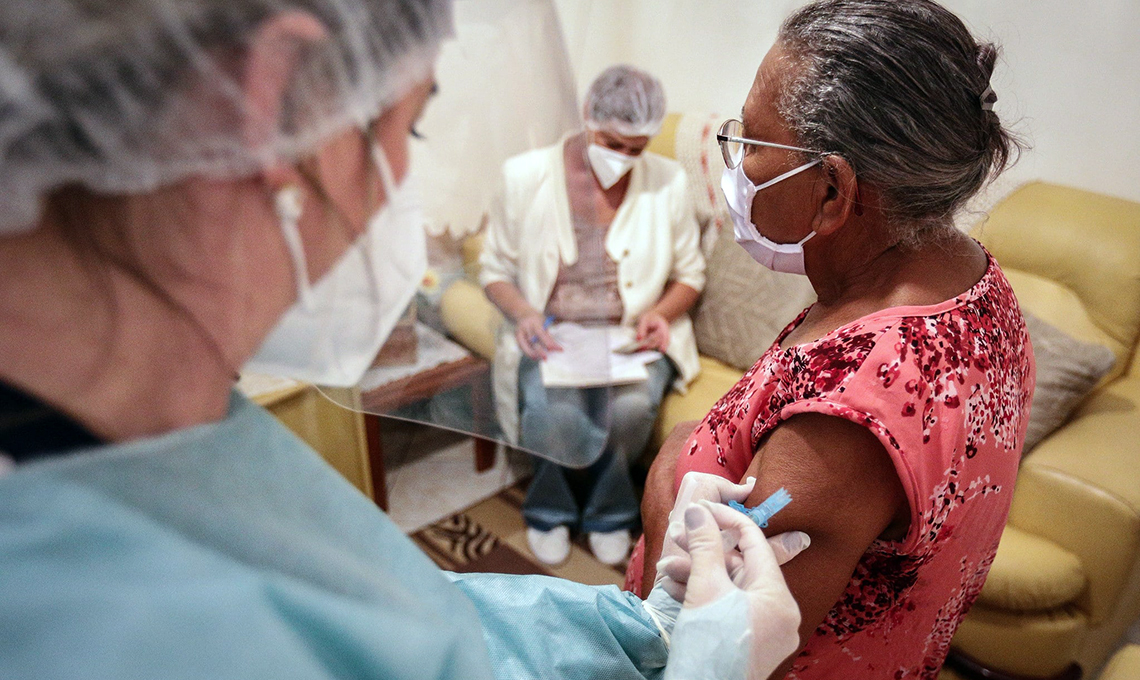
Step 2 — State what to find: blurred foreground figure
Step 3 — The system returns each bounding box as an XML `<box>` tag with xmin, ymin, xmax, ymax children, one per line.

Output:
<box><xmin>0</xmin><ymin>1</ymin><xmax>807</xmax><ymax>679</ymax></box>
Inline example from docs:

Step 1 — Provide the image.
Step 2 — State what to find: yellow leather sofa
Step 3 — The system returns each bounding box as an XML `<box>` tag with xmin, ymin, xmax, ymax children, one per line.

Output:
<box><xmin>1099</xmin><ymin>645</ymin><xmax>1140</xmax><ymax>680</ymax></box>
<box><xmin>438</xmin><ymin>123</ymin><xmax>1140</xmax><ymax>679</ymax></box>
<box><xmin>945</xmin><ymin>182</ymin><xmax>1140</xmax><ymax>680</ymax></box>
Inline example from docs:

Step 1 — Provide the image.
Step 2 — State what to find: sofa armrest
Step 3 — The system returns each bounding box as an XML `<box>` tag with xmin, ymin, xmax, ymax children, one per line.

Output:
<box><xmin>1008</xmin><ymin>375</ymin><xmax>1140</xmax><ymax>625</ymax></box>
<box><xmin>651</xmin><ymin>355</ymin><xmax>743</xmax><ymax>452</ymax></box>
<box><xmin>439</xmin><ymin>278</ymin><xmax>503</xmax><ymax>361</ymax></box>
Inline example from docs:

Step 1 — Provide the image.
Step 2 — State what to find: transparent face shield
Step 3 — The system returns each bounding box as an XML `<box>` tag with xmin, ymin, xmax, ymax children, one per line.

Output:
<box><xmin>261</xmin><ymin>1</ymin><xmax>676</xmax><ymax>509</ymax></box>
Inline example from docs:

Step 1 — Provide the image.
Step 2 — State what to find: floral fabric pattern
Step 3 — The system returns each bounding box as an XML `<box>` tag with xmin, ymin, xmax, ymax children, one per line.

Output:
<box><xmin>627</xmin><ymin>252</ymin><xmax>1034</xmax><ymax>679</ymax></box>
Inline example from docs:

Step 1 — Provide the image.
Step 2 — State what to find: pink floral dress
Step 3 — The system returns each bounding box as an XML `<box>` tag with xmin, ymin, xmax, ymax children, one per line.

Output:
<box><xmin>626</xmin><ymin>253</ymin><xmax>1035</xmax><ymax>678</ymax></box>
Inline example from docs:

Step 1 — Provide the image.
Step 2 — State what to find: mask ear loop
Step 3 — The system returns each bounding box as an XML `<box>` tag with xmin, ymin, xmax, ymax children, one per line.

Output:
<box><xmin>363</xmin><ymin>125</ymin><xmax>404</xmax><ymax>348</ymax></box>
<box><xmin>274</xmin><ymin>185</ymin><xmax>314</xmax><ymax>311</ymax></box>
<box><xmin>369</xmin><ymin>127</ymin><xmax>400</xmax><ymax>194</ymax></box>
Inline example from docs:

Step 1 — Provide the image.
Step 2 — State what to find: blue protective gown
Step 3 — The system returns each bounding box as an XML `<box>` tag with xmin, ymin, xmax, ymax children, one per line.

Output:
<box><xmin>0</xmin><ymin>393</ymin><xmax>667</xmax><ymax>679</ymax></box>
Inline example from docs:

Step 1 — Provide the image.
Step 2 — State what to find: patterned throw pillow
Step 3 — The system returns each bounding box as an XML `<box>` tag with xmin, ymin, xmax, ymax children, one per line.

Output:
<box><xmin>1022</xmin><ymin>311</ymin><xmax>1117</xmax><ymax>454</ymax></box>
<box><xmin>692</xmin><ymin>221</ymin><xmax>816</xmax><ymax>370</ymax></box>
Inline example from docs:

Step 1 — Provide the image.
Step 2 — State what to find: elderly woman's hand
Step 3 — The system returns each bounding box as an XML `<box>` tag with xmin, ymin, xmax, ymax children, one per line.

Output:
<box><xmin>514</xmin><ymin>312</ymin><xmax>562</xmax><ymax>360</ymax></box>
<box><xmin>637</xmin><ymin>311</ymin><xmax>670</xmax><ymax>352</ymax></box>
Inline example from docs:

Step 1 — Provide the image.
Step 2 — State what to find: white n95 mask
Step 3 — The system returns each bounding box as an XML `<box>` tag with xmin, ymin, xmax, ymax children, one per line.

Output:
<box><xmin>244</xmin><ymin>142</ymin><xmax>427</xmax><ymax>387</ymax></box>
<box><xmin>587</xmin><ymin>143</ymin><xmax>637</xmax><ymax>189</ymax></box>
<box><xmin>720</xmin><ymin>159</ymin><xmax>821</xmax><ymax>275</ymax></box>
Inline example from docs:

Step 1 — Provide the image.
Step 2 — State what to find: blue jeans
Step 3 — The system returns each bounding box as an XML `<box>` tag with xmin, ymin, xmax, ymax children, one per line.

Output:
<box><xmin>518</xmin><ymin>356</ymin><xmax>676</xmax><ymax>533</ymax></box>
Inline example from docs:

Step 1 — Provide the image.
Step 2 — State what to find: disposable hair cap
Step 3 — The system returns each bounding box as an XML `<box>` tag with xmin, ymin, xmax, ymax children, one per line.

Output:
<box><xmin>0</xmin><ymin>0</ymin><xmax>454</xmax><ymax>234</ymax></box>
<box><xmin>583</xmin><ymin>65</ymin><xmax>666</xmax><ymax>138</ymax></box>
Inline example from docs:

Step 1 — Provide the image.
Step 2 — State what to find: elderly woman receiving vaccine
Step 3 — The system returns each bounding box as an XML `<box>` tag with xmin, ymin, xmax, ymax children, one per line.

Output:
<box><xmin>630</xmin><ymin>1</ymin><xmax>1035</xmax><ymax>678</ymax></box>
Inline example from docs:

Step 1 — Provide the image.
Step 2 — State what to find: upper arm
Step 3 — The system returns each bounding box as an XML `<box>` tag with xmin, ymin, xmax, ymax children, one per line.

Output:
<box><xmin>478</xmin><ymin>170</ymin><xmax>519</xmax><ymax>287</ymax></box>
<box><xmin>743</xmin><ymin>412</ymin><xmax>908</xmax><ymax>677</ymax></box>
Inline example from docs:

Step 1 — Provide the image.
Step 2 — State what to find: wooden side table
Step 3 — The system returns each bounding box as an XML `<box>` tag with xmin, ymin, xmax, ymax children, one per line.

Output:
<box><xmin>240</xmin><ymin>376</ymin><xmax>374</xmax><ymax>498</ymax></box>
<box><xmin>360</xmin><ymin>353</ymin><xmax>497</xmax><ymax>511</ymax></box>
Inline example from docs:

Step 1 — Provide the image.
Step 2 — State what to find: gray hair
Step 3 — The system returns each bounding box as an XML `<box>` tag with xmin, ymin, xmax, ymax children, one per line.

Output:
<box><xmin>583</xmin><ymin>65</ymin><xmax>667</xmax><ymax>138</ymax></box>
<box><xmin>777</xmin><ymin>0</ymin><xmax>1023</xmax><ymax>242</ymax></box>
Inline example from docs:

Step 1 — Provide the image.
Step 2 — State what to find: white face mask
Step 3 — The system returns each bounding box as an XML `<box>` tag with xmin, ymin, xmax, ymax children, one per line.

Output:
<box><xmin>587</xmin><ymin>143</ymin><xmax>637</xmax><ymax>190</ymax></box>
<box><xmin>244</xmin><ymin>142</ymin><xmax>427</xmax><ymax>387</ymax></box>
<box><xmin>720</xmin><ymin>159</ymin><xmax>821</xmax><ymax>275</ymax></box>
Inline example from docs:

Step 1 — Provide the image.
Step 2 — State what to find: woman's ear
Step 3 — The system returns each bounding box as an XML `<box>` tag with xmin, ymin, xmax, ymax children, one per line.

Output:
<box><xmin>813</xmin><ymin>155</ymin><xmax>860</xmax><ymax>237</ymax></box>
<box><xmin>241</xmin><ymin>10</ymin><xmax>329</xmax><ymax>187</ymax></box>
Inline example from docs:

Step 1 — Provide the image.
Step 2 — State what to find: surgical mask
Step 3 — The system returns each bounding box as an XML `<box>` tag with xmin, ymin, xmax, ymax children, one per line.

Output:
<box><xmin>587</xmin><ymin>143</ymin><xmax>636</xmax><ymax>189</ymax></box>
<box><xmin>720</xmin><ymin>159</ymin><xmax>821</xmax><ymax>275</ymax></box>
<box><xmin>244</xmin><ymin>142</ymin><xmax>427</xmax><ymax>387</ymax></box>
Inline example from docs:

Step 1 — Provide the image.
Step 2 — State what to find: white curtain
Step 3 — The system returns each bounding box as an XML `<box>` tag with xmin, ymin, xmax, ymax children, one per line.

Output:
<box><xmin>411</xmin><ymin>0</ymin><xmax>580</xmax><ymax>239</ymax></box>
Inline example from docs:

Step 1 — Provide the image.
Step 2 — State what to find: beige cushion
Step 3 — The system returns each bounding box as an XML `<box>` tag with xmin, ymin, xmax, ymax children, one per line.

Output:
<box><xmin>977</xmin><ymin>525</ymin><xmax>1086</xmax><ymax>611</ymax></box>
<box><xmin>461</xmin><ymin>231</ymin><xmax>486</xmax><ymax>282</ymax></box>
<box><xmin>951</xmin><ymin>603</ymin><xmax>1088</xmax><ymax>678</ymax></box>
<box><xmin>692</xmin><ymin>221</ymin><xmax>815</xmax><ymax>370</ymax></box>
<box><xmin>439</xmin><ymin>278</ymin><xmax>502</xmax><ymax>361</ymax></box>
<box><xmin>1022</xmin><ymin>311</ymin><xmax>1117</xmax><ymax>453</ymax></box>
<box><xmin>1101</xmin><ymin>645</ymin><xmax>1140</xmax><ymax>680</ymax></box>
<box><xmin>1004</xmin><ymin>267</ymin><xmax>1129</xmax><ymax>385</ymax></box>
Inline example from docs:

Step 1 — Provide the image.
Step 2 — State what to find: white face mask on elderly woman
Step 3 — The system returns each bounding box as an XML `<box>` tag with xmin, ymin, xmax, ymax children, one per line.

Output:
<box><xmin>243</xmin><ymin>141</ymin><xmax>427</xmax><ymax>387</ymax></box>
<box><xmin>720</xmin><ymin>159</ymin><xmax>821</xmax><ymax>275</ymax></box>
<box><xmin>587</xmin><ymin>143</ymin><xmax>637</xmax><ymax>189</ymax></box>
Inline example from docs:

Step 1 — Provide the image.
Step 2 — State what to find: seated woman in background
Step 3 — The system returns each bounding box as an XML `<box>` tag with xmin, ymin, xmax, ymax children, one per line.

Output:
<box><xmin>481</xmin><ymin>66</ymin><xmax>705</xmax><ymax>566</ymax></box>
<box><xmin>629</xmin><ymin>0</ymin><xmax>1035</xmax><ymax>677</ymax></box>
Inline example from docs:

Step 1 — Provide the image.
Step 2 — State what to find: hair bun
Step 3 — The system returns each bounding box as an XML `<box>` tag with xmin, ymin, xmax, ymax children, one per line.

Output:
<box><xmin>975</xmin><ymin>42</ymin><xmax>999</xmax><ymax>82</ymax></box>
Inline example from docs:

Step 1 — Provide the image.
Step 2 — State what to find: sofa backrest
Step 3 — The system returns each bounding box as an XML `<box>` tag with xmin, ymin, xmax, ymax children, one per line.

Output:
<box><xmin>645</xmin><ymin>112</ymin><xmax>729</xmax><ymax>246</ymax></box>
<box><xmin>973</xmin><ymin>182</ymin><xmax>1140</xmax><ymax>382</ymax></box>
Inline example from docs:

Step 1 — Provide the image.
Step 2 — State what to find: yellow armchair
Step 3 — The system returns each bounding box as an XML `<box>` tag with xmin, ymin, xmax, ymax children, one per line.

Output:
<box><xmin>947</xmin><ymin>183</ymin><xmax>1140</xmax><ymax>680</ymax></box>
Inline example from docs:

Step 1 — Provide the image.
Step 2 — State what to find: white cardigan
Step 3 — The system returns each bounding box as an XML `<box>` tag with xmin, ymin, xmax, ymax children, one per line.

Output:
<box><xmin>480</xmin><ymin>141</ymin><xmax>706</xmax><ymax>444</ymax></box>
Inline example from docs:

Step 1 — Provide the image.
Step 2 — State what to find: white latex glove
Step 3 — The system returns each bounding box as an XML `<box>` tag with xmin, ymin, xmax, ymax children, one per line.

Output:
<box><xmin>641</xmin><ymin>472</ymin><xmax>809</xmax><ymax>645</ymax></box>
<box><xmin>663</xmin><ymin>501</ymin><xmax>802</xmax><ymax>680</ymax></box>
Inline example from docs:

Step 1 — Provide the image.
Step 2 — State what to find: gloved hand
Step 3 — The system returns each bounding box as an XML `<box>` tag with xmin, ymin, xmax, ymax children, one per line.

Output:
<box><xmin>641</xmin><ymin>472</ymin><xmax>809</xmax><ymax>646</ymax></box>
<box><xmin>663</xmin><ymin>501</ymin><xmax>802</xmax><ymax>680</ymax></box>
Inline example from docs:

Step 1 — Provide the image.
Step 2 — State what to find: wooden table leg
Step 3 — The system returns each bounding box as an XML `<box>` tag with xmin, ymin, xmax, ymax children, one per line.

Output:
<box><xmin>474</xmin><ymin>437</ymin><xmax>496</xmax><ymax>472</ymax></box>
<box><xmin>470</xmin><ymin>368</ymin><xmax>497</xmax><ymax>473</ymax></box>
<box><xmin>364</xmin><ymin>414</ymin><xmax>389</xmax><ymax>511</ymax></box>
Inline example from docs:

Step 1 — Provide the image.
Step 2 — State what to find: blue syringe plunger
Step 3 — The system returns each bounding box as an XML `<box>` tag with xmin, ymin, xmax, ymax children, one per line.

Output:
<box><xmin>728</xmin><ymin>487</ymin><xmax>792</xmax><ymax>528</ymax></box>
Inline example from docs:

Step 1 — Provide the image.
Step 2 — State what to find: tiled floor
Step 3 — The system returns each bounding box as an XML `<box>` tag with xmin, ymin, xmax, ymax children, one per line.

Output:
<box><xmin>380</xmin><ymin>421</ymin><xmax>627</xmax><ymax>587</ymax></box>
<box><xmin>379</xmin><ymin>419</ymin><xmax>529</xmax><ymax>533</ymax></box>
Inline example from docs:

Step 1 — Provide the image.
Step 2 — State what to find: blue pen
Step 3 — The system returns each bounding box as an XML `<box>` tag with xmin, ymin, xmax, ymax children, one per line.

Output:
<box><xmin>530</xmin><ymin>315</ymin><xmax>555</xmax><ymax>345</ymax></box>
<box><xmin>728</xmin><ymin>487</ymin><xmax>792</xmax><ymax>528</ymax></box>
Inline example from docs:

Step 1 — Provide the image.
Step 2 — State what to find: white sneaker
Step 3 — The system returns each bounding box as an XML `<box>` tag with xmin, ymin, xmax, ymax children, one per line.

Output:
<box><xmin>588</xmin><ymin>529</ymin><xmax>631</xmax><ymax>566</ymax></box>
<box><xmin>527</xmin><ymin>526</ymin><xmax>571</xmax><ymax>565</ymax></box>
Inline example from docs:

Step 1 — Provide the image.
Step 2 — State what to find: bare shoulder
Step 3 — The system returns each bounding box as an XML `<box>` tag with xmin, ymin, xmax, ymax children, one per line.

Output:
<box><xmin>743</xmin><ymin>412</ymin><xmax>910</xmax><ymax>673</ymax></box>
<box><xmin>747</xmin><ymin>412</ymin><xmax>908</xmax><ymax>561</ymax></box>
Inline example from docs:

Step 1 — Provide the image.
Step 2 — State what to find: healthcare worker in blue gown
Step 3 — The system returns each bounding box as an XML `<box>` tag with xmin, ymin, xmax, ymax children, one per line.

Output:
<box><xmin>0</xmin><ymin>0</ymin><xmax>810</xmax><ymax>678</ymax></box>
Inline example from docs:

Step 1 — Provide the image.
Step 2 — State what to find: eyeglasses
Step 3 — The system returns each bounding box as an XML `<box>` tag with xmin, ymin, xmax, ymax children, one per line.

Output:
<box><xmin>716</xmin><ymin>119</ymin><xmax>821</xmax><ymax>169</ymax></box>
